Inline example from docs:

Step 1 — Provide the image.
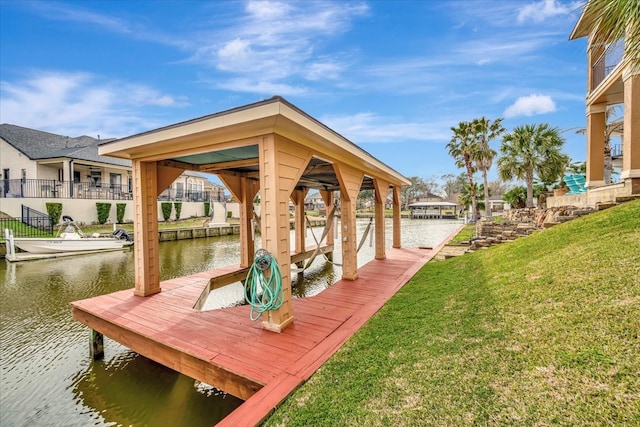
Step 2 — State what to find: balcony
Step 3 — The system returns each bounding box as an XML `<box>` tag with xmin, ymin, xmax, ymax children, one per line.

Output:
<box><xmin>0</xmin><ymin>179</ymin><xmax>218</xmax><ymax>202</ymax></box>
<box><xmin>592</xmin><ymin>38</ymin><xmax>624</xmax><ymax>89</ymax></box>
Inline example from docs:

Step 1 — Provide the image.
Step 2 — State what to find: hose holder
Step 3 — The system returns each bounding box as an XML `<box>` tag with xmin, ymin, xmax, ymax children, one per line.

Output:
<box><xmin>245</xmin><ymin>249</ymin><xmax>285</xmax><ymax>321</ymax></box>
<box><xmin>254</xmin><ymin>248</ymin><xmax>271</xmax><ymax>271</ymax></box>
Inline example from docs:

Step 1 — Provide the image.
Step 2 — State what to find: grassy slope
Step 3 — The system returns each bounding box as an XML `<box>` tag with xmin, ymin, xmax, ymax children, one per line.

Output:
<box><xmin>266</xmin><ymin>200</ymin><xmax>640</xmax><ymax>426</ymax></box>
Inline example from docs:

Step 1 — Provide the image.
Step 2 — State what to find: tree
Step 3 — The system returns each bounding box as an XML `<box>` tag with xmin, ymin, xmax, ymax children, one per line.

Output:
<box><xmin>400</xmin><ymin>176</ymin><xmax>422</xmax><ymax>209</ymax></box>
<box><xmin>470</xmin><ymin>117</ymin><xmax>505</xmax><ymax>217</ymax></box>
<box><xmin>459</xmin><ymin>182</ymin><xmax>488</xmax><ymax>213</ymax></box>
<box><xmin>498</xmin><ymin>124</ymin><xmax>569</xmax><ymax>208</ymax></box>
<box><xmin>447</xmin><ymin>121</ymin><xmax>479</xmax><ymax>221</ymax></box>
<box><xmin>357</xmin><ymin>189</ymin><xmax>374</xmax><ymax>210</ymax></box>
<box><xmin>578</xmin><ymin>0</ymin><xmax>640</xmax><ymax>72</ymax></box>
<box><xmin>503</xmin><ymin>186</ymin><xmax>527</xmax><ymax>209</ymax></box>
<box><xmin>488</xmin><ymin>180</ymin><xmax>509</xmax><ymax>199</ymax></box>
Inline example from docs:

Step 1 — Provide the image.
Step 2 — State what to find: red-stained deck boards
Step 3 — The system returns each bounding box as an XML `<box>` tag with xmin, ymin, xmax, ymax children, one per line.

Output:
<box><xmin>71</xmin><ymin>227</ymin><xmax>462</xmax><ymax>427</ymax></box>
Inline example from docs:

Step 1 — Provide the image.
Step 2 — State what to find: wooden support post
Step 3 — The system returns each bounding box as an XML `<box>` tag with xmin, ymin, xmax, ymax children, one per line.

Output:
<box><xmin>334</xmin><ymin>163</ymin><xmax>364</xmax><ymax>280</ymax></box>
<box><xmin>132</xmin><ymin>160</ymin><xmax>161</xmax><ymax>296</ymax></box>
<box><xmin>373</xmin><ymin>178</ymin><xmax>390</xmax><ymax>260</ymax></box>
<box><xmin>219</xmin><ymin>173</ymin><xmax>260</xmax><ymax>267</ymax></box>
<box><xmin>319</xmin><ymin>190</ymin><xmax>335</xmax><ymax>246</ymax></box>
<box><xmin>90</xmin><ymin>328</ymin><xmax>104</xmax><ymax>360</ymax></box>
<box><xmin>259</xmin><ymin>135</ymin><xmax>312</xmax><ymax>332</ymax></box>
<box><xmin>392</xmin><ymin>185</ymin><xmax>401</xmax><ymax>249</ymax></box>
<box><xmin>290</xmin><ymin>188</ymin><xmax>309</xmax><ymax>254</ymax></box>
<box><xmin>319</xmin><ymin>190</ymin><xmax>335</xmax><ymax>261</ymax></box>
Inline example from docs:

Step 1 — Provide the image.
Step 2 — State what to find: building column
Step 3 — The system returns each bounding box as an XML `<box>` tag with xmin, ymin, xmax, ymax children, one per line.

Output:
<box><xmin>333</xmin><ymin>163</ymin><xmax>364</xmax><ymax>280</ymax></box>
<box><xmin>218</xmin><ymin>173</ymin><xmax>259</xmax><ymax>268</ymax></box>
<box><xmin>65</xmin><ymin>159</ymin><xmax>74</xmax><ymax>197</ymax></box>
<box><xmin>259</xmin><ymin>135</ymin><xmax>312</xmax><ymax>332</ymax></box>
<box><xmin>621</xmin><ymin>68</ymin><xmax>640</xmax><ymax>195</ymax></box>
<box><xmin>319</xmin><ymin>190</ymin><xmax>335</xmax><ymax>246</ymax></box>
<box><xmin>392</xmin><ymin>186</ymin><xmax>401</xmax><ymax>248</ymax></box>
<box><xmin>373</xmin><ymin>178</ymin><xmax>390</xmax><ymax>260</ymax></box>
<box><xmin>291</xmin><ymin>188</ymin><xmax>309</xmax><ymax>254</ymax></box>
<box><xmin>586</xmin><ymin>104</ymin><xmax>606</xmax><ymax>188</ymax></box>
<box><xmin>132</xmin><ymin>160</ymin><xmax>161</xmax><ymax>296</ymax></box>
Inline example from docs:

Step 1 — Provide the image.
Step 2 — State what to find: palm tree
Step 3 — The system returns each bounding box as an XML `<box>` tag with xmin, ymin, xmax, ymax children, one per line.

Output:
<box><xmin>459</xmin><ymin>182</ymin><xmax>488</xmax><ymax>213</ymax></box>
<box><xmin>579</xmin><ymin>0</ymin><xmax>640</xmax><ymax>71</ymax></box>
<box><xmin>447</xmin><ymin>121</ymin><xmax>479</xmax><ymax>221</ymax></box>
<box><xmin>503</xmin><ymin>186</ymin><xmax>527</xmax><ymax>209</ymax></box>
<box><xmin>497</xmin><ymin>124</ymin><xmax>569</xmax><ymax>208</ymax></box>
<box><xmin>470</xmin><ymin>117</ymin><xmax>505</xmax><ymax>217</ymax></box>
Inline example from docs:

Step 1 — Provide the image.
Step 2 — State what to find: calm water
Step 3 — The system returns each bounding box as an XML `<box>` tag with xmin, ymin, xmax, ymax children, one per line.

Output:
<box><xmin>0</xmin><ymin>218</ymin><xmax>461</xmax><ymax>426</ymax></box>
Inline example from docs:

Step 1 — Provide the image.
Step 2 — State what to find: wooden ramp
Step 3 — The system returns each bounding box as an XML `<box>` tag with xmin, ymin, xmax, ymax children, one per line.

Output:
<box><xmin>71</xmin><ymin>234</ymin><xmax>458</xmax><ymax>426</ymax></box>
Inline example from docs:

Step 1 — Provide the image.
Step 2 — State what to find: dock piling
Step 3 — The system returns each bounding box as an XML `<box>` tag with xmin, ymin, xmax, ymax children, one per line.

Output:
<box><xmin>90</xmin><ymin>329</ymin><xmax>104</xmax><ymax>360</ymax></box>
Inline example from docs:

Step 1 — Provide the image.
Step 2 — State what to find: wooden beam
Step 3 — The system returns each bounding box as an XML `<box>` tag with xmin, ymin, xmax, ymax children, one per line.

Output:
<box><xmin>318</xmin><ymin>190</ymin><xmax>335</xmax><ymax>246</ymax></box>
<box><xmin>290</xmin><ymin>188</ymin><xmax>309</xmax><ymax>254</ymax></box>
<box><xmin>259</xmin><ymin>134</ymin><xmax>312</xmax><ymax>332</ymax></box>
<box><xmin>157</xmin><ymin>159</ymin><xmax>200</xmax><ymax>171</ymax></box>
<box><xmin>157</xmin><ymin>164</ymin><xmax>185</xmax><ymax>195</ymax></box>
<box><xmin>392</xmin><ymin>185</ymin><xmax>401</xmax><ymax>249</ymax></box>
<box><xmin>373</xmin><ymin>178</ymin><xmax>390</xmax><ymax>260</ymax></box>
<box><xmin>200</xmin><ymin>158</ymin><xmax>259</xmax><ymax>172</ymax></box>
<box><xmin>218</xmin><ymin>173</ymin><xmax>260</xmax><ymax>267</ymax></box>
<box><xmin>333</xmin><ymin>162</ymin><xmax>364</xmax><ymax>280</ymax></box>
<box><xmin>132</xmin><ymin>160</ymin><xmax>161</xmax><ymax>296</ymax></box>
<box><xmin>72</xmin><ymin>308</ymin><xmax>262</xmax><ymax>400</ymax></box>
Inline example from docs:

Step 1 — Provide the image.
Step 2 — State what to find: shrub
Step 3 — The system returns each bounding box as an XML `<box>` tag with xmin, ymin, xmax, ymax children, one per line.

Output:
<box><xmin>116</xmin><ymin>203</ymin><xmax>126</xmax><ymax>223</ymax></box>
<box><xmin>204</xmin><ymin>201</ymin><xmax>211</xmax><ymax>217</ymax></box>
<box><xmin>174</xmin><ymin>202</ymin><xmax>182</xmax><ymax>220</ymax></box>
<box><xmin>96</xmin><ymin>202</ymin><xmax>112</xmax><ymax>224</ymax></box>
<box><xmin>161</xmin><ymin>202</ymin><xmax>172</xmax><ymax>221</ymax></box>
<box><xmin>46</xmin><ymin>202</ymin><xmax>63</xmax><ymax>225</ymax></box>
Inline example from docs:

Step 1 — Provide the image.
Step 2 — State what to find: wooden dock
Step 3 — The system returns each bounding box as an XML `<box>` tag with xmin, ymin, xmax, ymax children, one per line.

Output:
<box><xmin>71</xmin><ymin>232</ymin><xmax>458</xmax><ymax>426</ymax></box>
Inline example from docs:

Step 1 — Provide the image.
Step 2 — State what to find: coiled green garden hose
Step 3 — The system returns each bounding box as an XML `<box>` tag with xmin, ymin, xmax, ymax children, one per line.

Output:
<box><xmin>244</xmin><ymin>249</ymin><xmax>284</xmax><ymax>321</ymax></box>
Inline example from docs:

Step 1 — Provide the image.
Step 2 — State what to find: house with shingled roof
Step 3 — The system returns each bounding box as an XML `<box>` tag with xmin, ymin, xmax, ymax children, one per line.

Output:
<box><xmin>0</xmin><ymin>123</ymin><xmax>226</xmax><ymax>223</ymax></box>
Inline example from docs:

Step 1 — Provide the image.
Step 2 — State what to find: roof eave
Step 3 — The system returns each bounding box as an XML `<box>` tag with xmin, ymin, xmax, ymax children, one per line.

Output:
<box><xmin>569</xmin><ymin>3</ymin><xmax>592</xmax><ymax>40</ymax></box>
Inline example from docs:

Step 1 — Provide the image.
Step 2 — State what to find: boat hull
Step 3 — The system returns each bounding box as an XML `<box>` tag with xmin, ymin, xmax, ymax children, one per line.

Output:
<box><xmin>13</xmin><ymin>238</ymin><xmax>132</xmax><ymax>254</ymax></box>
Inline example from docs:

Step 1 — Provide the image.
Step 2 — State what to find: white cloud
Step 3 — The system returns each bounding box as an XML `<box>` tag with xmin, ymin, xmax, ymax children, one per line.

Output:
<box><xmin>0</xmin><ymin>71</ymin><xmax>186</xmax><ymax>137</ymax></box>
<box><xmin>306</xmin><ymin>60</ymin><xmax>343</xmax><ymax>81</ymax></box>
<box><xmin>321</xmin><ymin>112</ymin><xmax>450</xmax><ymax>143</ymax></box>
<box><xmin>517</xmin><ymin>0</ymin><xmax>582</xmax><ymax>24</ymax></box>
<box><xmin>503</xmin><ymin>94</ymin><xmax>556</xmax><ymax>118</ymax></box>
<box><xmin>27</xmin><ymin>1</ymin><xmax>189</xmax><ymax>49</ymax></box>
<box><xmin>214</xmin><ymin>77</ymin><xmax>307</xmax><ymax>96</ymax></box>
<box><xmin>192</xmin><ymin>1</ymin><xmax>368</xmax><ymax>89</ymax></box>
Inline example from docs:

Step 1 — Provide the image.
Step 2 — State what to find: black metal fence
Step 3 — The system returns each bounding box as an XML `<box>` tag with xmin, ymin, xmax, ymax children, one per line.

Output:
<box><xmin>1</xmin><ymin>179</ymin><xmax>132</xmax><ymax>200</ymax></box>
<box><xmin>1</xmin><ymin>179</ymin><xmax>223</xmax><ymax>202</ymax></box>
<box><xmin>0</xmin><ymin>205</ymin><xmax>54</xmax><ymax>241</ymax></box>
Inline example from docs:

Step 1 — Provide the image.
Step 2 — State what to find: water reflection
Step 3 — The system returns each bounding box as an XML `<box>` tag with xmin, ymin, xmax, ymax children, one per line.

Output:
<box><xmin>0</xmin><ymin>218</ymin><xmax>462</xmax><ymax>426</ymax></box>
<box><xmin>72</xmin><ymin>351</ymin><xmax>241</xmax><ymax>426</ymax></box>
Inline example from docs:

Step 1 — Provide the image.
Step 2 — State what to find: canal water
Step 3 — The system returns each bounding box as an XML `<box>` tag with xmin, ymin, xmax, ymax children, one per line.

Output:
<box><xmin>0</xmin><ymin>218</ymin><xmax>462</xmax><ymax>426</ymax></box>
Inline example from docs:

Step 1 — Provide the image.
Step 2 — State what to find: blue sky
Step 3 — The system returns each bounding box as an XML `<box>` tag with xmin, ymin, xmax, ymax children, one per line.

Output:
<box><xmin>0</xmin><ymin>0</ymin><xmax>591</xmax><ymax>186</ymax></box>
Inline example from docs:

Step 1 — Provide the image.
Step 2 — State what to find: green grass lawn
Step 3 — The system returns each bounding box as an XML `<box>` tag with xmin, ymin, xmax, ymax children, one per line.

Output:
<box><xmin>265</xmin><ymin>200</ymin><xmax>640</xmax><ymax>426</ymax></box>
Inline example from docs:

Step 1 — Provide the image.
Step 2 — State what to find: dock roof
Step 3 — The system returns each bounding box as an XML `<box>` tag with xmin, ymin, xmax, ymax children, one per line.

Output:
<box><xmin>98</xmin><ymin>96</ymin><xmax>410</xmax><ymax>191</ymax></box>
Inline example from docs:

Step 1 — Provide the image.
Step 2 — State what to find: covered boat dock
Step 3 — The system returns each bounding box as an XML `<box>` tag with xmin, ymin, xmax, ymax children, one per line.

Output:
<box><xmin>408</xmin><ymin>201</ymin><xmax>458</xmax><ymax>219</ymax></box>
<box><xmin>71</xmin><ymin>96</ymin><xmax>431</xmax><ymax>424</ymax></box>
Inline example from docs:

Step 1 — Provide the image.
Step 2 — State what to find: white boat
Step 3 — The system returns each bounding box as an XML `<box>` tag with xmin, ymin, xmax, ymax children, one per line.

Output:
<box><xmin>6</xmin><ymin>216</ymin><xmax>133</xmax><ymax>254</ymax></box>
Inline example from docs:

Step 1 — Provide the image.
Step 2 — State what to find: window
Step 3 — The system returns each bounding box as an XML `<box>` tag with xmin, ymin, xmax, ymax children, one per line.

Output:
<box><xmin>91</xmin><ymin>171</ymin><xmax>102</xmax><ymax>187</ymax></box>
<box><xmin>110</xmin><ymin>173</ymin><xmax>121</xmax><ymax>189</ymax></box>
